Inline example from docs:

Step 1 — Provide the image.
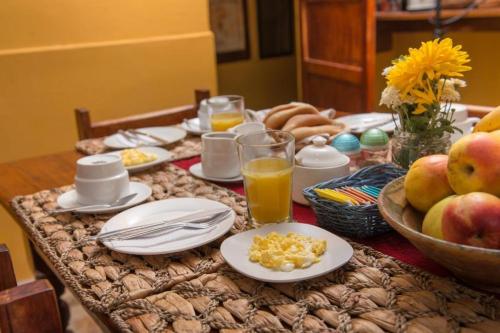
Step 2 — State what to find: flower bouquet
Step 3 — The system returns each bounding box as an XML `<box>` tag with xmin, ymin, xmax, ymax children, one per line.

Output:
<box><xmin>380</xmin><ymin>38</ymin><xmax>471</xmax><ymax>169</ymax></box>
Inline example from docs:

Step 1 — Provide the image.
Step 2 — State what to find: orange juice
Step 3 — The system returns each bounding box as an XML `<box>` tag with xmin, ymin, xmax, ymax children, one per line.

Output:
<box><xmin>242</xmin><ymin>157</ymin><xmax>293</xmax><ymax>224</ymax></box>
<box><xmin>210</xmin><ymin>112</ymin><xmax>244</xmax><ymax>131</ymax></box>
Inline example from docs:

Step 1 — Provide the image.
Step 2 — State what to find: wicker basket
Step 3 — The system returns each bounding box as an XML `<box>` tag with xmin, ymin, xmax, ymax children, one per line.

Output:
<box><xmin>303</xmin><ymin>164</ymin><xmax>407</xmax><ymax>238</ymax></box>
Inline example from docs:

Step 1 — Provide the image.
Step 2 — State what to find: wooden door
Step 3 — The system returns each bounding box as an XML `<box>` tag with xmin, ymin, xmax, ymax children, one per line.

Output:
<box><xmin>299</xmin><ymin>0</ymin><xmax>376</xmax><ymax>113</ymax></box>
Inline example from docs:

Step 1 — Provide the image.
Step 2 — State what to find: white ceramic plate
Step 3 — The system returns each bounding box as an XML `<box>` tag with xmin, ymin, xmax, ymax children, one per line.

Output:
<box><xmin>105</xmin><ymin>147</ymin><xmax>173</xmax><ymax>173</ymax></box>
<box><xmin>189</xmin><ymin>162</ymin><xmax>243</xmax><ymax>183</ymax></box>
<box><xmin>56</xmin><ymin>182</ymin><xmax>151</xmax><ymax>214</ymax></box>
<box><xmin>104</xmin><ymin>127</ymin><xmax>187</xmax><ymax>149</ymax></box>
<box><xmin>100</xmin><ymin>198</ymin><xmax>236</xmax><ymax>255</ymax></box>
<box><xmin>221</xmin><ymin>223</ymin><xmax>353</xmax><ymax>283</ymax></box>
<box><xmin>336</xmin><ymin>113</ymin><xmax>398</xmax><ymax>134</ymax></box>
<box><xmin>180</xmin><ymin>118</ymin><xmax>209</xmax><ymax>135</ymax></box>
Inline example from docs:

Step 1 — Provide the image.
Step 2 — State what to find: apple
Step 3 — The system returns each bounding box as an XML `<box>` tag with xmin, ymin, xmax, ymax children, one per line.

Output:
<box><xmin>442</xmin><ymin>192</ymin><xmax>500</xmax><ymax>249</ymax></box>
<box><xmin>447</xmin><ymin>130</ymin><xmax>500</xmax><ymax>196</ymax></box>
<box><xmin>404</xmin><ymin>155</ymin><xmax>454</xmax><ymax>213</ymax></box>
<box><xmin>422</xmin><ymin>196</ymin><xmax>456</xmax><ymax>239</ymax></box>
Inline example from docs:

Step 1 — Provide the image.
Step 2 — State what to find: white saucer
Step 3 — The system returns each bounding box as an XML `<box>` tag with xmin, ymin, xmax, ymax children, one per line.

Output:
<box><xmin>100</xmin><ymin>198</ymin><xmax>236</xmax><ymax>255</ymax></box>
<box><xmin>104</xmin><ymin>126</ymin><xmax>186</xmax><ymax>149</ymax></box>
<box><xmin>221</xmin><ymin>223</ymin><xmax>353</xmax><ymax>283</ymax></box>
<box><xmin>336</xmin><ymin>113</ymin><xmax>398</xmax><ymax>134</ymax></box>
<box><xmin>181</xmin><ymin>118</ymin><xmax>210</xmax><ymax>136</ymax></box>
<box><xmin>105</xmin><ymin>147</ymin><xmax>173</xmax><ymax>173</ymax></box>
<box><xmin>189</xmin><ymin>162</ymin><xmax>243</xmax><ymax>183</ymax></box>
<box><xmin>56</xmin><ymin>182</ymin><xmax>152</xmax><ymax>214</ymax></box>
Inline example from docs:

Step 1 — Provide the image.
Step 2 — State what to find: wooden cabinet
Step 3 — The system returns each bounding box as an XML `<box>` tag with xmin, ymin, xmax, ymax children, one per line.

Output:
<box><xmin>299</xmin><ymin>0</ymin><xmax>376</xmax><ymax>113</ymax></box>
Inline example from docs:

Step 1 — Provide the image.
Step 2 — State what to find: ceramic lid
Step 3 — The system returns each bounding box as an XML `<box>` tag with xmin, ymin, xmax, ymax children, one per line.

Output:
<box><xmin>295</xmin><ymin>136</ymin><xmax>350</xmax><ymax>168</ymax></box>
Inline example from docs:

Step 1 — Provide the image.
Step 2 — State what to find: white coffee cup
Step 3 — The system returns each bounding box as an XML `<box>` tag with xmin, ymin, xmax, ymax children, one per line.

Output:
<box><xmin>75</xmin><ymin>154</ymin><xmax>130</xmax><ymax>205</ymax></box>
<box><xmin>201</xmin><ymin>132</ymin><xmax>240</xmax><ymax>178</ymax></box>
<box><xmin>441</xmin><ymin>103</ymin><xmax>468</xmax><ymax>122</ymax></box>
<box><xmin>197</xmin><ymin>99</ymin><xmax>210</xmax><ymax>130</ymax></box>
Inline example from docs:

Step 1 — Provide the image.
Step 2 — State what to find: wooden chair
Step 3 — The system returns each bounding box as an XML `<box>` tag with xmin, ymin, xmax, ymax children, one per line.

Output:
<box><xmin>464</xmin><ymin>104</ymin><xmax>496</xmax><ymax>118</ymax></box>
<box><xmin>0</xmin><ymin>244</ymin><xmax>63</xmax><ymax>333</ymax></box>
<box><xmin>75</xmin><ymin>88</ymin><xmax>211</xmax><ymax>140</ymax></box>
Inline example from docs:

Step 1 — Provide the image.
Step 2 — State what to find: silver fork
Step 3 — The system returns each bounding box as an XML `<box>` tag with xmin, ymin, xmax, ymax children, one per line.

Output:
<box><xmin>93</xmin><ymin>210</ymin><xmax>230</xmax><ymax>242</ymax></box>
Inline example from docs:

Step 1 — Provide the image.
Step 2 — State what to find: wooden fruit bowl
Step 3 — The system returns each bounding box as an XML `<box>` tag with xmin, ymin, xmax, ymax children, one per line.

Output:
<box><xmin>378</xmin><ymin>177</ymin><xmax>500</xmax><ymax>292</ymax></box>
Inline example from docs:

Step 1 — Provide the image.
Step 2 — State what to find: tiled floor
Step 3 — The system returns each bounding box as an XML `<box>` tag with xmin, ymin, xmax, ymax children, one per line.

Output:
<box><xmin>62</xmin><ymin>291</ymin><xmax>103</xmax><ymax>333</ymax></box>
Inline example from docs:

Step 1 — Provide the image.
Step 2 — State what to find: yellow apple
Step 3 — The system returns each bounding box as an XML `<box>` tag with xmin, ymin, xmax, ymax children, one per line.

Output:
<box><xmin>422</xmin><ymin>196</ymin><xmax>456</xmax><ymax>239</ymax></box>
<box><xmin>447</xmin><ymin>130</ymin><xmax>500</xmax><ymax>196</ymax></box>
<box><xmin>404</xmin><ymin>155</ymin><xmax>455</xmax><ymax>213</ymax></box>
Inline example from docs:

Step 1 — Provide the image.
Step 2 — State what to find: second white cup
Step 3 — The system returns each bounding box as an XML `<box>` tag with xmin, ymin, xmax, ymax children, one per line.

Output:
<box><xmin>201</xmin><ymin>132</ymin><xmax>240</xmax><ymax>179</ymax></box>
<box><xmin>75</xmin><ymin>154</ymin><xmax>130</xmax><ymax>205</ymax></box>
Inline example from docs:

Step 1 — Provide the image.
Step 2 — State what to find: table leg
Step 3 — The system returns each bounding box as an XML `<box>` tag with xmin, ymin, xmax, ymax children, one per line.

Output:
<box><xmin>29</xmin><ymin>242</ymin><xmax>72</xmax><ymax>333</ymax></box>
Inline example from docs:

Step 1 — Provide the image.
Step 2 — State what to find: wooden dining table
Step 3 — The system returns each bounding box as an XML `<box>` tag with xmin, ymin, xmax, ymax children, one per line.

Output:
<box><xmin>0</xmin><ymin>147</ymin><xmax>453</xmax><ymax>332</ymax></box>
<box><xmin>3</xmin><ymin>105</ymin><xmax>495</xmax><ymax>332</ymax></box>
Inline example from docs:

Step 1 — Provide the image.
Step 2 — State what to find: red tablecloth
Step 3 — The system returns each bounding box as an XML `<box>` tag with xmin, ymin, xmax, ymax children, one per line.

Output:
<box><xmin>173</xmin><ymin>157</ymin><xmax>449</xmax><ymax>277</ymax></box>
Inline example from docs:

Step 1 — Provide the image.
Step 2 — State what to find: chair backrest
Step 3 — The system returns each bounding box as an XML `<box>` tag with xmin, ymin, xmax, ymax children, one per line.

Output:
<box><xmin>75</xmin><ymin>88</ymin><xmax>210</xmax><ymax>140</ymax></box>
<box><xmin>0</xmin><ymin>244</ymin><xmax>16</xmax><ymax>291</ymax></box>
<box><xmin>0</xmin><ymin>244</ymin><xmax>63</xmax><ymax>333</ymax></box>
<box><xmin>464</xmin><ymin>104</ymin><xmax>496</xmax><ymax>118</ymax></box>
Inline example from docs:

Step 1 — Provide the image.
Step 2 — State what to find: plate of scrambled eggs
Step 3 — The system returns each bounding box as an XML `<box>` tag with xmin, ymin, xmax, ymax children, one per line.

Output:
<box><xmin>221</xmin><ymin>223</ymin><xmax>353</xmax><ymax>283</ymax></box>
<box><xmin>107</xmin><ymin>147</ymin><xmax>173</xmax><ymax>172</ymax></box>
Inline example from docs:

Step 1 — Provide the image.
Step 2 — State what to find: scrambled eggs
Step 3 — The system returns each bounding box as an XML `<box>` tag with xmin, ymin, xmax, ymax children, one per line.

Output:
<box><xmin>249</xmin><ymin>232</ymin><xmax>327</xmax><ymax>272</ymax></box>
<box><xmin>120</xmin><ymin>149</ymin><xmax>157</xmax><ymax>166</ymax></box>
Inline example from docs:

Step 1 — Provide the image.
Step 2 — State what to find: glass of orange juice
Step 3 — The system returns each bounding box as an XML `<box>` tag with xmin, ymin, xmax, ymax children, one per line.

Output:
<box><xmin>236</xmin><ymin>130</ymin><xmax>295</xmax><ymax>227</ymax></box>
<box><xmin>208</xmin><ymin>95</ymin><xmax>245</xmax><ymax>131</ymax></box>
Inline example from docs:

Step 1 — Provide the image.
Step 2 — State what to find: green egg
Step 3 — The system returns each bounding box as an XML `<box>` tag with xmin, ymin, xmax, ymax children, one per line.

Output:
<box><xmin>360</xmin><ymin>128</ymin><xmax>389</xmax><ymax>147</ymax></box>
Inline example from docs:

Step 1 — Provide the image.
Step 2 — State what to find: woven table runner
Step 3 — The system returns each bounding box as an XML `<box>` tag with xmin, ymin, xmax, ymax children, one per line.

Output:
<box><xmin>11</xmin><ymin>164</ymin><xmax>500</xmax><ymax>333</ymax></box>
<box><xmin>75</xmin><ymin>135</ymin><xmax>201</xmax><ymax>160</ymax></box>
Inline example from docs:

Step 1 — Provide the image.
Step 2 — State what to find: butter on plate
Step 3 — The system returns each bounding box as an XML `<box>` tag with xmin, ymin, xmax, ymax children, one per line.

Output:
<box><xmin>249</xmin><ymin>232</ymin><xmax>326</xmax><ymax>272</ymax></box>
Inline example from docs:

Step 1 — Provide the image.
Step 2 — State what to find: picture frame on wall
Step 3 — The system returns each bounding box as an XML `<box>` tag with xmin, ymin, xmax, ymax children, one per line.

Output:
<box><xmin>209</xmin><ymin>0</ymin><xmax>250</xmax><ymax>63</ymax></box>
<box><xmin>257</xmin><ymin>0</ymin><xmax>294</xmax><ymax>58</ymax></box>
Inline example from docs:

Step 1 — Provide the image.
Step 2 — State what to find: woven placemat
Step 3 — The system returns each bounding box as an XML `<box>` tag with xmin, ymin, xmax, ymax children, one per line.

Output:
<box><xmin>11</xmin><ymin>164</ymin><xmax>500</xmax><ymax>333</ymax></box>
<box><xmin>75</xmin><ymin>136</ymin><xmax>201</xmax><ymax>160</ymax></box>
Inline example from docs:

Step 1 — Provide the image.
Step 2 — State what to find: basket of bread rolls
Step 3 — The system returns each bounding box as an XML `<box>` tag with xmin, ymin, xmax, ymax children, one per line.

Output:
<box><xmin>262</xmin><ymin>103</ymin><xmax>347</xmax><ymax>150</ymax></box>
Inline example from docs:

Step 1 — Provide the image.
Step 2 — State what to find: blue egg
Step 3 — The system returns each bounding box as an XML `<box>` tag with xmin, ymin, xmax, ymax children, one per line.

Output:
<box><xmin>331</xmin><ymin>133</ymin><xmax>360</xmax><ymax>153</ymax></box>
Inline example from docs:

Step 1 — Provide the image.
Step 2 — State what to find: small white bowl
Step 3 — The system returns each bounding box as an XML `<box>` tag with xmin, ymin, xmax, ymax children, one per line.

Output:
<box><xmin>75</xmin><ymin>155</ymin><xmax>130</xmax><ymax>205</ymax></box>
<box><xmin>229</xmin><ymin>122</ymin><xmax>266</xmax><ymax>136</ymax></box>
<box><xmin>293</xmin><ymin>163</ymin><xmax>350</xmax><ymax>205</ymax></box>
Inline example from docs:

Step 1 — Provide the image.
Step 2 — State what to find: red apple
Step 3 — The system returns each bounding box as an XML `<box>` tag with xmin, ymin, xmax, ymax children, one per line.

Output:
<box><xmin>442</xmin><ymin>192</ymin><xmax>500</xmax><ymax>249</ymax></box>
<box><xmin>447</xmin><ymin>130</ymin><xmax>500</xmax><ymax>196</ymax></box>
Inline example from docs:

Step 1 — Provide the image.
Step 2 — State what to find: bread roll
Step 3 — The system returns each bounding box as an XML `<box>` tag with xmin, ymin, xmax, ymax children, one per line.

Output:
<box><xmin>263</xmin><ymin>103</ymin><xmax>298</xmax><ymax>123</ymax></box>
<box><xmin>290</xmin><ymin>124</ymin><xmax>344</xmax><ymax>142</ymax></box>
<box><xmin>282</xmin><ymin>114</ymin><xmax>332</xmax><ymax>131</ymax></box>
<box><xmin>265</xmin><ymin>104</ymin><xmax>319</xmax><ymax>129</ymax></box>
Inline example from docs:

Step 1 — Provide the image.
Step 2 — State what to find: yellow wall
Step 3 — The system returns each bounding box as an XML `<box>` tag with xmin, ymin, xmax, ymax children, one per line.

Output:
<box><xmin>216</xmin><ymin>0</ymin><xmax>297</xmax><ymax>110</ymax></box>
<box><xmin>0</xmin><ymin>0</ymin><xmax>217</xmax><ymax>280</ymax></box>
<box><xmin>376</xmin><ymin>31</ymin><xmax>500</xmax><ymax>109</ymax></box>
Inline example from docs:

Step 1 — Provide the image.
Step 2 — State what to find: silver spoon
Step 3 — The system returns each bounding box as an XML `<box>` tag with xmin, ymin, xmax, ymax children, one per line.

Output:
<box><xmin>49</xmin><ymin>193</ymin><xmax>137</xmax><ymax>215</ymax></box>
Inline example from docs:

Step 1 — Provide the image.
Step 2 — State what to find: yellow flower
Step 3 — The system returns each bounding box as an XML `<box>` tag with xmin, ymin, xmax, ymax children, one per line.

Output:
<box><xmin>387</xmin><ymin>38</ymin><xmax>471</xmax><ymax>96</ymax></box>
<box><xmin>408</xmin><ymin>80</ymin><xmax>441</xmax><ymax>114</ymax></box>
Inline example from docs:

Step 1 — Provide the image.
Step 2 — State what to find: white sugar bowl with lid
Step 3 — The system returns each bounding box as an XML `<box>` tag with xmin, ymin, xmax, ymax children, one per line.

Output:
<box><xmin>75</xmin><ymin>154</ymin><xmax>130</xmax><ymax>205</ymax></box>
<box><xmin>293</xmin><ymin>136</ymin><xmax>350</xmax><ymax>205</ymax></box>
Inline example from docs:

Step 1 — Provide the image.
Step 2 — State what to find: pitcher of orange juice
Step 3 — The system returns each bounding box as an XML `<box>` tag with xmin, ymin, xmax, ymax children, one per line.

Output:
<box><xmin>236</xmin><ymin>130</ymin><xmax>295</xmax><ymax>227</ymax></box>
<box><xmin>207</xmin><ymin>95</ymin><xmax>245</xmax><ymax>131</ymax></box>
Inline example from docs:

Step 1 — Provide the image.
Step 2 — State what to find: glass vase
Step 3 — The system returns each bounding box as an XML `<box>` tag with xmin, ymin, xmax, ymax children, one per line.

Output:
<box><xmin>391</xmin><ymin>131</ymin><xmax>451</xmax><ymax>169</ymax></box>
